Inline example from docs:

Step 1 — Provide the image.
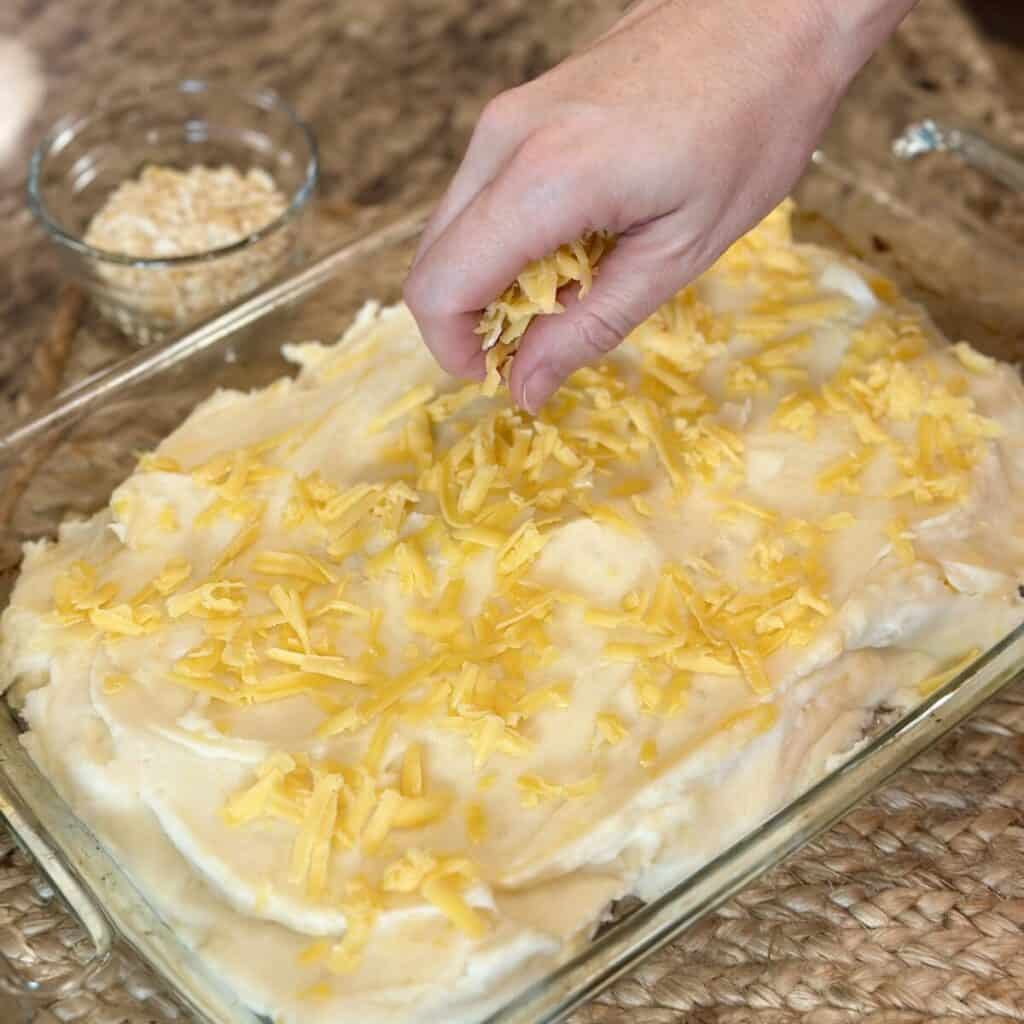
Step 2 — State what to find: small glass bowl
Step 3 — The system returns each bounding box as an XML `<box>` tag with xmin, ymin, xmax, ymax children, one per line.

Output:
<box><xmin>27</xmin><ymin>79</ymin><xmax>319</xmax><ymax>344</ymax></box>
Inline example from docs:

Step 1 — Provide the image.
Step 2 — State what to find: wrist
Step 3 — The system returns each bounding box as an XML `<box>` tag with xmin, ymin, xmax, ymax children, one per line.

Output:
<box><xmin>812</xmin><ymin>0</ymin><xmax>919</xmax><ymax>91</ymax></box>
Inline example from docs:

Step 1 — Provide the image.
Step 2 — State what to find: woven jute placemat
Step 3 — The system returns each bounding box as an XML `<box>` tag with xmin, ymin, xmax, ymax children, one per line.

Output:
<box><xmin>0</xmin><ymin>1</ymin><xmax>1022</xmax><ymax>1022</ymax></box>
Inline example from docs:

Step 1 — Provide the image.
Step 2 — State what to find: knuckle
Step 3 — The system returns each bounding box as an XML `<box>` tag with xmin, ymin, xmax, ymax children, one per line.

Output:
<box><xmin>516</xmin><ymin>122</ymin><xmax>575</xmax><ymax>169</ymax></box>
<box><xmin>402</xmin><ymin>266</ymin><xmax>444</xmax><ymax>322</ymax></box>
<box><xmin>477</xmin><ymin>87</ymin><xmax>526</xmax><ymax>135</ymax></box>
<box><xmin>401</xmin><ymin>270</ymin><xmax>427</xmax><ymax>315</ymax></box>
<box><xmin>663</xmin><ymin>230</ymin><xmax>715</xmax><ymax>273</ymax></box>
<box><xmin>566</xmin><ymin>306</ymin><xmax>627</xmax><ymax>364</ymax></box>
<box><xmin>506</xmin><ymin>128</ymin><xmax>590</xmax><ymax>208</ymax></box>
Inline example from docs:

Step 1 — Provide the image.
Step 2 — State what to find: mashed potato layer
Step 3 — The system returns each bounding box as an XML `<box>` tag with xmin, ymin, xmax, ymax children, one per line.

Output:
<box><xmin>4</xmin><ymin>203</ymin><xmax>1023</xmax><ymax>1023</ymax></box>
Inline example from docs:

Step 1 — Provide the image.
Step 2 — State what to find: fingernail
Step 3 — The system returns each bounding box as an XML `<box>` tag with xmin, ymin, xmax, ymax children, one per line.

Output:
<box><xmin>521</xmin><ymin>365</ymin><xmax>558</xmax><ymax>415</ymax></box>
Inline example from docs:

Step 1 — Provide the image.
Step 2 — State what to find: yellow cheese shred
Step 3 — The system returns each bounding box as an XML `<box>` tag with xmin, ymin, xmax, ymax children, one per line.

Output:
<box><xmin>593</xmin><ymin>712</ymin><xmax>629</xmax><ymax>749</ymax></box>
<box><xmin>465</xmin><ymin>801</ymin><xmax>487</xmax><ymax>844</ymax></box>
<box><xmin>288</xmin><ymin>772</ymin><xmax>343</xmax><ymax>899</ymax></box>
<box><xmin>101</xmin><ymin>673</ymin><xmax>131</xmax><ymax>695</ymax></box>
<box><xmin>401</xmin><ymin>744</ymin><xmax>424</xmax><ymax>798</ymax></box>
<box><xmin>639</xmin><ymin>739</ymin><xmax>658</xmax><ymax>769</ymax></box>
<box><xmin>327</xmin><ymin>881</ymin><xmax>379</xmax><ymax>975</ymax></box>
<box><xmin>517</xmin><ymin>772</ymin><xmax>601</xmax><ymax>808</ymax></box>
<box><xmin>421</xmin><ymin>876</ymin><xmax>488</xmax><ymax>939</ymax></box>
<box><xmin>297</xmin><ymin>939</ymin><xmax>330</xmax><ymax>966</ymax></box>
<box><xmin>477</xmin><ymin>231</ymin><xmax>613</xmax><ymax>394</ymax></box>
<box><xmin>298</xmin><ymin>981</ymin><xmax>333</xmax><ymax>1002</ymax></box>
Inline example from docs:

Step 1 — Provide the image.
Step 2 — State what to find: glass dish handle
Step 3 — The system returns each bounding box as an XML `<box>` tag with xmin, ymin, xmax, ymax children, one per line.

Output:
<box><xmin>0</xmin><ymin>789</ymin><xmax>113</xmax><ymax>999</ymax></box>
<box><xmin>893</xmin><ymin>118</ymin><xmax>1024</xmax><ymax>193</ymax></box>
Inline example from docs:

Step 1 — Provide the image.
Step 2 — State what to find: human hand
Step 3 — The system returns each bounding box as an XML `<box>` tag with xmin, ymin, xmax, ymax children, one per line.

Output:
<box><xmin>404</xmin><ymin>0</ymin><xmax>916</xmax><ymax>412</ymax></box>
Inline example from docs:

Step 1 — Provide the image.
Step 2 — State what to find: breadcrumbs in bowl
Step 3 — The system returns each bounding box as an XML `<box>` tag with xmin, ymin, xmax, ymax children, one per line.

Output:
<box><xmin>28</xmin><ymin>80</ymin><xmax>318</xmax><ymax>343</ymax></box>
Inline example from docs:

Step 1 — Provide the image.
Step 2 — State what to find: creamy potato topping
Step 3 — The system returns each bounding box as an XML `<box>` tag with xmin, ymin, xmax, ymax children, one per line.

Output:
<box><xmin>4</xmin><ymin>202</ymin><xmax>1023</xmax><ymax>1023</ymax></box>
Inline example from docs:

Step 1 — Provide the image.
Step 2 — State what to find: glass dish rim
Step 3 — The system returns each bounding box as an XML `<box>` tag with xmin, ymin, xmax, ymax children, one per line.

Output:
<box><xmin>0</xmin><ymin>146</ymin><xmax>1021</xmax><ymax>1023</ymax></box>
<box><xmin>25</xmin><ymin>78</ymin><xmax>320</xmax><ymax>269</ymax></box>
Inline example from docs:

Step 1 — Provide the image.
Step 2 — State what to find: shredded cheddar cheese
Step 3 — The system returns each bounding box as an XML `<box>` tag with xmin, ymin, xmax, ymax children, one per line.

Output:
<box><xmin>593</xmin><ymin>712</ymin><xmax>629</xmax><ymax>750</ymax></box>
<box><xmin>639</xmin><ymin>739</ymin><xmax>657</xmax><ymax>769</ymax></box>
<box><xmin>477</xmin><ymin>231</ymin><xmax>614</xmax><ymax>394</ymax></box>
<box><xmin>517</xmin><ymin>772</ymin><xmax>602</xmax><ymax>808</ymax></box>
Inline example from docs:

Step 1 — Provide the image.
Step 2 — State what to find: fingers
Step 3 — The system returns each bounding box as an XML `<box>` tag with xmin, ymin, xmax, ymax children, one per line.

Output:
<box><xmin>506</xmin><ymin>214</ymin><xmax>720</xmax><ymax>413</ymax></box>
<box><xmin>404</xmin><ymin>133</ymin><xmax>604</xmax><ymax>379</ymax></box>
<box><xmin>411</xmin><ymin>89</ymin><xmax>540</xmax><ymax>268</ymax></box>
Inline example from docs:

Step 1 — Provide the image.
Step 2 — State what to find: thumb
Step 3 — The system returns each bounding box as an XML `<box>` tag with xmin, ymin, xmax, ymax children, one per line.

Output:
<box><xmin>506</xmin><ymin>215</ymin><xmax>719</xmax><ymax>413</ymax></box>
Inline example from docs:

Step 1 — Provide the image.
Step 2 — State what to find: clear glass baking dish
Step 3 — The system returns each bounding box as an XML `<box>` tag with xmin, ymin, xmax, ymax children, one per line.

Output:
<box><xmin>0</xmin><ymin>79</ymin><xmax>1021</xmax><ymax>1023</ymax></box>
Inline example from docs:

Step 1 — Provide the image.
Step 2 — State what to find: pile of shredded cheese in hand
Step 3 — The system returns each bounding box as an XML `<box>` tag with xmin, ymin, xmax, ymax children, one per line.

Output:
<box><xmin>4</xmin><ymin>200</ymin><xmax>1024</xmax><ymax>1024</ymax></box>
<box><xmin>477</xmin><ymin>230</ymin><xmax>613</xmax><ymax>394</ymax></box>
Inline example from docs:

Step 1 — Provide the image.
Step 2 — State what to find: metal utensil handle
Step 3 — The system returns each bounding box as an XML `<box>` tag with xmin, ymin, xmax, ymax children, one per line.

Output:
<box><xmin>893</xmin><ymin>118</ymin><xmax>1024</xmax><ymax>192</ymax></box>
<box><xmin>0</xmin><ymin>790</ymin><xmax>113</xmax><ymax>999</ymax></box>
